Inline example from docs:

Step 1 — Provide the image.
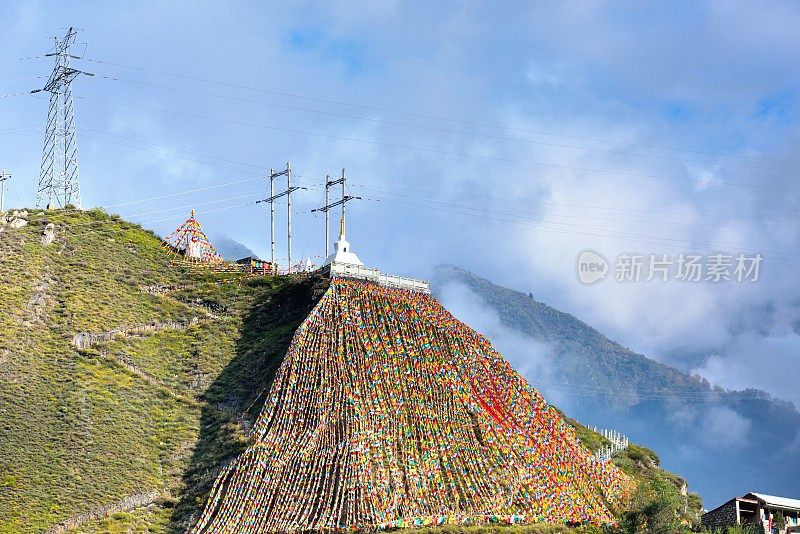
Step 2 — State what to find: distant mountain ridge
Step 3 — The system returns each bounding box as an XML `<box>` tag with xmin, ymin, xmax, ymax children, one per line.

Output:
<box><xmin>207</xmin><ymin>234</ymin><xmax>257</xmax><ymax>261</ymax></box>
<box><xmin>431</xmin><ymin>264</ymin><xmax>800</xmax><ymax>506</ymax></box>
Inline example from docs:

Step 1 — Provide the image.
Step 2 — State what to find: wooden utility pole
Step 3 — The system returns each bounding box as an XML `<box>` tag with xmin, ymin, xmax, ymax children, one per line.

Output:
<box><xmin>256</xmin><ymin>162</ymin><xmax>302</xmax><ymax>274</ymax></box>
<box><xmin>340</xmin><ymin>168</ymin><xmax>346</xmax><ymax>235</ymax></box>
<box><xmin>286</xmin><ymin>161</ymin><xmax>293</xmax><ymax>271</ymax></box>
<box><xmin>324</xmin><ymin>174</ymin><xmax>330</xmax><ymax>257</ymax></box>
<box><xmin>270</xmin><ymin>168</ymin><xmax>275</xmax><ymax>266</ymax></box>
<box><xmin>0</xmin><ymin>169</ymin><xmax>10</xmax><ymax>213</ymax></box>
<box><xmin>312</xmin><ymin>168</ymin><xmax>360</xmax><ymax>256</ymax></box>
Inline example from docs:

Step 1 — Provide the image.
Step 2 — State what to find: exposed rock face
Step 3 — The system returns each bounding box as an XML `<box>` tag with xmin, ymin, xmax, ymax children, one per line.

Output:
<box><xmin>41</xmin><ymin>223</ymin><xmax>56</xmax><ymax>246</ymax></box>
<box><xmin>21</xmin><ymin>272</ymin><xmax>55</xmax><ymax>326</ymax></box>
<box><xmin>2</xmin><ymin>210</ymin><xmax>29</xmax><ymax>229</ymax></box>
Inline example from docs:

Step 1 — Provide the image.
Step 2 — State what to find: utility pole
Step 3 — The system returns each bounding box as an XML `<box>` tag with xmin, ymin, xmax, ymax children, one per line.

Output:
<box><xmin>31</xmin><ymin>27</ymin><xmax>93</xmax><ymax>209</ymax></box>
<box><xmin>321</xmin><ymin>171</ymin><xmax>348</xmax><ymax>256</ymax></box>
<box><xmin>286</xmin><ymin>161</ymin><xmax>293</xmax><ymax>271</ymax></box>
<box><xmin>270</xmin><ymin>167</ymin><xmax>275</xmax><ymax>267</ymax></box>
<box><xmin>0</xmin><ymin>169</ymin><xmax>10</xmax><ymax>213</ymax></box>
<box><xmin>324</xmin><ymin>174</ymin><xmax>330</xmax><ymax>256</ymax></box>
<box><xmin>312</xmin><ymin>168</ymin><xmax>361</xmax><ymax>257</ymax></box>
<box><xmin>256</xmin><ymin>162</ymin><xmax>304</xmax><ymax>273</ymax></box>
<box><xmin>340</xmin><ymin>168</ymin><xmax>347</xmax><ymax>232</ymax></box>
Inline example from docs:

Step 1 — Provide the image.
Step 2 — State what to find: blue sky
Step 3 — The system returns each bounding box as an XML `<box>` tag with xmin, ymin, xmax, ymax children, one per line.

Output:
<box><xmin>3</xmin><ymin>0</ymin><xmax>800</xmax><ymax>495</ymax></box>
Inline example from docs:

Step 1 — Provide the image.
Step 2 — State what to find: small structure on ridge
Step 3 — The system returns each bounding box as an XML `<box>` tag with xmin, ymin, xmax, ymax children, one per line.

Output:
<box><xmin>323</xmin><ymin>215</ymin><xmax>363</xmax><ymax>266</ymax></box>
<box><xmin>236</xmin><ymin>255</ymin><xmax>275</xmax><ymax>275</ymax></box>
<box><xmin>320</xmin><ymin>214</ymin><xmax>429</xmax><ymax>293</ymax></box>
<box><xmin>163</xmin><ymin>210</ymin><xmax>223</xmax><ymax>265</ymax></box>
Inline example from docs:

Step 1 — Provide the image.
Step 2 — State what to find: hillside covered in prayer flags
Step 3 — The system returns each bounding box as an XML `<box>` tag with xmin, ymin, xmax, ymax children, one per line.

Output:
<box><xmin>192</xmin><ymin>278</ymin><xmax>630</xmax><ymax>533</ymax></box>
<box><xmin>0</xmin><ymin>210</ymin><xmax>699</xmax><ymax>533</ymax></box>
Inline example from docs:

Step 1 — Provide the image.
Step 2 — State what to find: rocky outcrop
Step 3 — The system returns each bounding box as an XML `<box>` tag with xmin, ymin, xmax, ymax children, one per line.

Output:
<box><xmin>1</xmin><ymin>210</ymin><xmax>29</xmax><ymax>229</ymax></box>
<box><xmin>71</xmin><ymin>318</ymin><xmax>201</xmax><ymax>349</ymax></box>
<box><xmin>20</xmin><ymin>270</ymin><xmax>56</xmax><ymax>326</ymax></box>
<box><xmin>44</xmin><ymin>491</ymin><xmax>160</xmax><ymax>534</ymax></box>
<box><xmin>41</xmin><ymin>223</ymin><xmax>55</xmax><ymax>246</ymax></box>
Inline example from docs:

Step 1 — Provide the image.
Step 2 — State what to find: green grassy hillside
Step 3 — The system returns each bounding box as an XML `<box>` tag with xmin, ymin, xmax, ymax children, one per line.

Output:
<box><xmin>0</xmin><ymin>208</ymin><xmax>328</xmax><ymax>533</ymax></box>
<box><xmin>0</xmin><ymin>211</ymin><xmax>699</xmax><ymax>533</ymax></box>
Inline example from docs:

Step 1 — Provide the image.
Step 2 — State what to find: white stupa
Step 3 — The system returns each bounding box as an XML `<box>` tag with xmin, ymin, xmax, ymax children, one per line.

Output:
<box><xmin>323</xmin><ymin>215</ymin><xmax>363</xmax><ymax>266</ymax></box>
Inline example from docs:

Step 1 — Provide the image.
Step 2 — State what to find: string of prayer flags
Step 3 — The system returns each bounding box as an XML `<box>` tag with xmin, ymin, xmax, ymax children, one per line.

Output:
<box><xmin>192</xmin><ymin>279</ymin><xmax>630</xmax><ymax>533</ymax></box>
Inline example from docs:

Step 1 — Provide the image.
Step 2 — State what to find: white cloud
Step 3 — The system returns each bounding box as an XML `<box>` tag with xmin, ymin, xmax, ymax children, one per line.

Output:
<box><xmin>669</xmin><ymin>403</ymin><xmax>753</xmax><ymax>452</ymax></box>
<box><xmin>702</xmin><ymin>405</ymin><xmax>753</xmax><ymax>450</ymax></box>
<box><xmin>4</xmin><ymin>0</ymin><xmax>800</xmax><ymax>403</ymax></box>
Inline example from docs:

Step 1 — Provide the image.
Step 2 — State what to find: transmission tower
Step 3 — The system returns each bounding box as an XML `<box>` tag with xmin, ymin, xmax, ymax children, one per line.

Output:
<box><xmin>256</xmin><ymin>162</ymin><xmax>305</xmax><ymax>272</ymax></box>
<box><xmin>312</xmin><ymin>168</ymin><xmax>361</xmax><ymax>257</ymax></box>
<box><xmin>31</xmin><ymin>27</ymin><xmax>93</xmax><ymax>209</ymax></box>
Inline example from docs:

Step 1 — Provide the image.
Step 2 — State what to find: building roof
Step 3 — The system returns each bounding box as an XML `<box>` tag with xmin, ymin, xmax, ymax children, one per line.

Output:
<box><xmin>747</xmin><ymin>493</ymin><xmax>800</xmax><ymax>511</ymax></box>
<box><xmin>236</xmin><ymin>255</ymin><xmax>264</xmax><ymax>263</ymax></box>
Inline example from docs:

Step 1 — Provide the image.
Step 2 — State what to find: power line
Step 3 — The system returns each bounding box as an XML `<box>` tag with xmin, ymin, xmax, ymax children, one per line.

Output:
<box><xmin>79</xmin><ymin>57</ymin><xmax>800</xmax><ymax>167</ymax></box>
<box><xmin>0</xmin><ymin>90</ymin><xmax>33</xmax><ymax>99</ymax></box>
<box><xmin>91</xmin><ymin>71</ymin><xmax>800</xmax><ymax>176</ymax></box>
<box><xmin>41</xmin><ymin>186</ymin><xmax>800</xmax><ymax>263</ymax></box>
<box><xmin>104</xmin><ymin>177</ymin><xmax>263</xmax><ymax>208</ymax></box>
<box><xmin>43</xmin><ymin>196</ymin><xmax>274</xmax><ymax>233</ymax></box>
<box><xmin>44</xmin><ymin>176</ymin><xmax>798</xmax><ymax>249</ymax></box>
<box><xmin>76</xmin><ymin>94</ymin><xmax>800</xmax><ymax>193</ymax></box>
<box><xmin>67</xmin><ymin>128</ymin><xmax>800</xmax><ymax>223</ymax></box>
<box><xmin>357</xmin><ymin>195</ymin><xmax>800</xmax><ymax>260</ymax></box>
<box><xmin>74</xmin><ymin>0</ymin><xmax>279</xmax><ymax>43</ymax></box>
<box><xmin>225</xmin><ymin>0</ymin><xmax>800</xmax><ymax>83</ymax></box>
<box><xmin>77</xmin><ymin>17</ymin><xmax>783</xmax><ymax>122</ymax></box>
<box><xmin>353</xmin><ymin>185</ymin><xmax>800</xmax><ymax>233</ymax></box>
<box><xmin>0</xmin><ymin>76</ymin><xmax>45</xmax><ymax>83</ymax></box>
<box><xmin>76</xmin><ymin>26</ymin><xmax>757</xmax><ymax>115</ymax></box>
<box><xmin>86</xmin><ymin>23</ymin><xmax>272</xmax><ymax>61</ymax></box>
<box><xmin>36</xmin><ymin>0</ymin><xmax>271</xmax><ymax>50</ymax></box>
<box><xmin>0</xmin><ymin>124</ymin><xmax>43</xmax><ymax>132</ymax></box>
<box><xmin>13</xmin><ymin>115</ymin><xmax>788</xmax><ymax>253</ymax></box>
<box><xmin>124</xmin><ymin>191</ymin><xmax>265</xmax><ymax>218</ymax></box>
<box><xmin>137</xmin><ymin>188</ymin><xmax>800</xmax><ymax>260</ymax></box>
<box><xmin>75</xmin><ymin>0</ymin><xmax>800</xmax><ymax>85</ymax></box>
<box><xmin>83</xmin><ymin>128</ymin><xmax>263</xmax><ymax>169</ymax></box>
<box><xmin>46</xmin><ymin>126</ymin><xmax>800</xmax><ymax>237</ymax></box>
<box><xmin>0</xmin><ymin>125</ymin><xmax>42</xmax><ymax>135</ymax></box>
<box><xmin>349</xmin><ymin>181</ymin><xmax>800</xmax><ymax>219</ymax></box>
<box><xmin>371</xmin><ymin>193</ymin><xmax>798</xmax><ymax>255</ymax></box>
<box><xmin>80</xmin><ymin>132</ymin><xmax>264</xmax><ymax>176</ymax></box>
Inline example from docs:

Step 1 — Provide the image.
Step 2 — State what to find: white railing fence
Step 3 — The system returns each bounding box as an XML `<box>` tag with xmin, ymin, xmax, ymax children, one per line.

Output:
<box><xmin>591</xmin><ymin>426</ymin><xmax>630</xmax><ymax>462</ymax></box>
<box><xmin>323</xmin><ymin>262</ymin><xmax>430</xmax><ymax>293</ymax></box>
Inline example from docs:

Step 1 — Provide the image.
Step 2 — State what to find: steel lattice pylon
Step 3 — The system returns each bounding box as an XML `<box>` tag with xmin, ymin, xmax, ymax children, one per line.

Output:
<box><xmin>33</xmin><ymin>27</ymin><xmax>92</xmax><ymax>209</ymax></box>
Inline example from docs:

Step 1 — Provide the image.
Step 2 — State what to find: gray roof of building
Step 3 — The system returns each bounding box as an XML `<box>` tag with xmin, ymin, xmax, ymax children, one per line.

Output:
<box><xmin>748</xmin><ymin>493</ymin><xmax>800</xmax><ymax>511</ymax></box>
